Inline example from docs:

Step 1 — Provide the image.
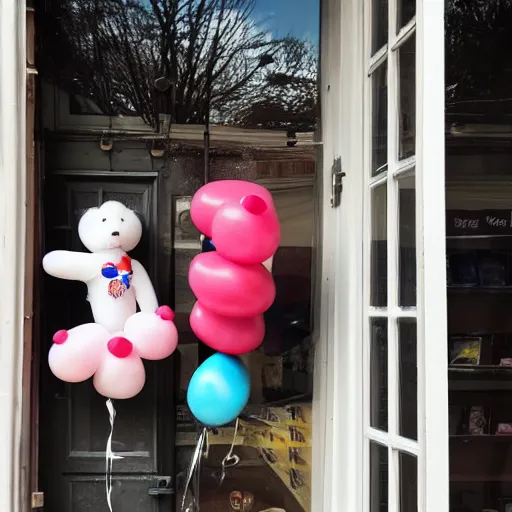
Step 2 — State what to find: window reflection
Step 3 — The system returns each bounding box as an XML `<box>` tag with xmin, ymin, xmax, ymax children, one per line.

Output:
<box><xmin>42</xmin><ymin>0</ymin><xmax>319</xmax><ymax>132</ymax></box>
<box><xmin>40</xmin><ymin>1</ymin><xmax>319</xmax><ymax>510</ymax></box>
<box><xmin>176</xmin><ymin>142</ymin><xmax>317</xmax><ymax>512</ymax></box>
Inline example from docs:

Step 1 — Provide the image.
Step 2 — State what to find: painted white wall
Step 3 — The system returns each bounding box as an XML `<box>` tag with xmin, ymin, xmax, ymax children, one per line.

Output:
<box><xmin>0</xmin><ymin>1</ymin><xmax>27</xmax><ymax>511</ymax></box>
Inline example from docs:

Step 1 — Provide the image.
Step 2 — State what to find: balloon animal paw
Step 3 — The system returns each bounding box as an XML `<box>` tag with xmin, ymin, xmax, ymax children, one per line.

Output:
<box><xmin>48</xmin><ymin>306</ymin><xmax>178</xmax><ymax>399</ymax></box>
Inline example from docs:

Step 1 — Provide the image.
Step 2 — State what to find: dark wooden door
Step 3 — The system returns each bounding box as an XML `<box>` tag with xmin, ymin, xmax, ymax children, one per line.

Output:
<box><xmin>39</xmin><ymin>174</ymin><xmax>177</xmax><ymax>512</ymax></box>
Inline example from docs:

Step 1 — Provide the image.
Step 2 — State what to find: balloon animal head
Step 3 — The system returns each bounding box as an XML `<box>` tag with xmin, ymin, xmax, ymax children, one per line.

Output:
<box><xmin>190</xmin><ymin>180</ymin><xmax>281</xmax><ymax>265</ymax></box>
<box><xmin>78</xmin><ymin>201</ymin><xmax>142</xmax><ymax>253</ymax></box>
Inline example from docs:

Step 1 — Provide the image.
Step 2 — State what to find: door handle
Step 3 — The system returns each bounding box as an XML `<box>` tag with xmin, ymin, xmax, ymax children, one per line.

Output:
<box><xmin>148</xmin><ymin>476</ymin><xmax>174</xmax><ymax>497</ymax></box>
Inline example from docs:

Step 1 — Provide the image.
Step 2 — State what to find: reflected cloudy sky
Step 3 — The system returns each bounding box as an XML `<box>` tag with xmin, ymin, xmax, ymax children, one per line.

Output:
<box><xmin>139</xmin><ymin>0</ymin><xmax>320</xmax><ymax>43</ymax></box>
<box><xmin>44</xmin><ymin>0</ymin><xmax>320</xmax><ymax>129</ymax></box>
<box><xmin>253</xmin><ymin>0</ymin><xmax>320</xmax><ymax>43</ymax></box>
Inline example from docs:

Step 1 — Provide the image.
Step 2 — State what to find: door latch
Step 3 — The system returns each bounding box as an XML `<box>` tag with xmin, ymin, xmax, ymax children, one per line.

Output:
<box><xmin>331</xmin><ymin>157</ymin><xmax>345</xmax><ymax>208</ymax></box>
<box><xmin>148</xmin><ymin>476</ymin><xmax>174</xmax><ymax>497</ymax></box>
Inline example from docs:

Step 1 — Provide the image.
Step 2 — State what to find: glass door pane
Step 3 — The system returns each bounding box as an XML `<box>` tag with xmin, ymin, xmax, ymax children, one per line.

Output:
<box><xmin>365</xmin><ymin>1</ymin><xmax>421</xmax><ymax>511</ymax></box>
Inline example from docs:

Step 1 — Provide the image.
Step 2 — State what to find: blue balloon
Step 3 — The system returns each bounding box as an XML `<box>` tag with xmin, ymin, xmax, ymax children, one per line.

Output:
<box><xmin>187</xmin><ymin>353</ymin><xmax>250</xmax><ymax>427</ymax></box>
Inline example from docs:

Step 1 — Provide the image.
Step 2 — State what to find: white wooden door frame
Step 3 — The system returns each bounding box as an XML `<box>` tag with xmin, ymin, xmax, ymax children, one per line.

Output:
<box><xmin>311</xmin><ymin>0</ymin><xmax>366</xmax><ymax>509</ymax></box>
<box><xmin>0</xmin><ymin>0</ymin><xmax>28</xmax><ymax>511</ymax></box>
<box><xmin>313</xmin><ymin>0</ymin><xmax>449</xmax><ymax>511</ymax></box>
<box><xmin>416</xmin><ymin>1</ymin><xmax>449</xmax><ymax>510</ymax></box>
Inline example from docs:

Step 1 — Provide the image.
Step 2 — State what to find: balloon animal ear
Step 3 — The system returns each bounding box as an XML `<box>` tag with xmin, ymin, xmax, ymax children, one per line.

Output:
<box><xmin>240</xmin><ymin>194</ymin><xmax>267</xmax><ymax>216</ymax></box>
<box><xmin>77</xmin><ymin>206</ymin><xmax>97</xmax><ymax>222</ymax></box>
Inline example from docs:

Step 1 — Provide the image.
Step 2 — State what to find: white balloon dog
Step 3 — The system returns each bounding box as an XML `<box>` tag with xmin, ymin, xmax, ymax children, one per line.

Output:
<box><xmin>42</xmin><ymin>201</ymin><xmax>178</xmax><ymax>399</ymax></box>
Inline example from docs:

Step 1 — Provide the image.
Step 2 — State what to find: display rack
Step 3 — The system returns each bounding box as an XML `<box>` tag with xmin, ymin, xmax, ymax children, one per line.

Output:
<box><xmin>447</xmin><ymin>209</ymin><xmax>512</xmax><ymax>511</ymax></box>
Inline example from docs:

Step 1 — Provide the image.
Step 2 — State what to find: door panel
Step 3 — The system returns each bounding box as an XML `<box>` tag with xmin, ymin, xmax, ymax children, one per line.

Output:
<box><xmin>63</xmin><ymin>476</ymin><xmax>159</xmax><ymax>512</ymax></box>
<box><xmin>40</xmin><ymin>176</ymin><xmax>175</xmax><ymax>511</ymax></box>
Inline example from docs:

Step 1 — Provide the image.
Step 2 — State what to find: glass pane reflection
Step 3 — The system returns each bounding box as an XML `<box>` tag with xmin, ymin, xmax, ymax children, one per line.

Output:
<box><xmin>41</xmin><ymin>0</ymin><xmax>319</xmax><ymax>133</ymax></box>
<box><xmin>399</xmin><ymin>451</ymin><xmax>417</xmax><ymax>512</ymax></box>
<box><xmin>176</xmin><ymin>143</ymin><xmax>317</xmax><ymax>511</ymax></box>
<box><xmin>399</xmin><ymin>319</ymin><xmax>417</xmax><ymax>441</ymax></box>
<box><xmin>370</xmin><ymin>442</ymin><xmax>389</xmax><ymax>512</ymax></box>
<box><xmin>372</xmin><ymin>0</ymin><xmax>388</xmax><ymax>54</ymax></box>
<box><xmin>398</xmin><ymin>36</ymin><xmax>416</xmax><ymax>160</ymax></box>
<box><xmin>371</xmin><ymin>184</ymin><xmax>388</xmax><ymax>307</ymax></box>
<box><xmin>398</xmin><ymin>175</ymin><xmax>416</xmax><ymax>307</ymax></box>
<box><xmin>372</xmin><ymin>65</ymin><xmax>388</xmax><ymax>176</ymax></box>
<box><xmin>397</xmin><ymin>0</ymin><xmax>415</xmax><ymax>32</ymax></box>
<box><xmin>371</xmin><ymin>318</ymin><xmax>388</xmax><ymax>432</ymax></box>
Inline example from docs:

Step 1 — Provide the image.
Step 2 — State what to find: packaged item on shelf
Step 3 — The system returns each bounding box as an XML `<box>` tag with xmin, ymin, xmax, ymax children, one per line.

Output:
<box><xmin>449</xmin><ymin>337</ymin><xmax>482</xmax><ymax>365</ymax></box>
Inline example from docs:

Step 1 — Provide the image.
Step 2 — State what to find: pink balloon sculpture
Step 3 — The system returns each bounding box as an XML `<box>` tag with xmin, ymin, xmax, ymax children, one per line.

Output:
<box><xmin>43</xmin><ymin>201</ymin><xmax>178</xmax><ymax>399</ymax></box>
<box><xmin>48</xmin><ymin>307</ymin><xmax>178</xmax><ymax>399</ymax></box>
<box><xmin>189</xmin><ymin>180</ymin><xmax>280</xmax><ymax>355</ymax></box>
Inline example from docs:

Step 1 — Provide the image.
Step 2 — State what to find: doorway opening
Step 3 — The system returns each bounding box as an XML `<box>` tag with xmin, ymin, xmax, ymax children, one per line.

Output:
<box><xmin>33</xmin><ymin>0</ymin><xmax>322</xmax><ymax>510</ymax></box>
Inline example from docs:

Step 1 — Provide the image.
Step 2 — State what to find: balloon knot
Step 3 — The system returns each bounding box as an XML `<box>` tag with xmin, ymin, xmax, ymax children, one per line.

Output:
<box><xmin>156</xmin><ymin>305</ymin><xmax>175</xmax><ymax>322</ymax></box>
<box><xmin>240</xmin><ymin>194</ymin><xmax>267</xmax><ymax>216</ymax></box>
<box><xmin>53</xmin><ymin>329</ymin><xmax>68</xmax><ymax>345</ymax></box>
<box><xmin>107</xmin><ymin>337</ymin><xmax>133</xmax><ymax>358</ymax></box>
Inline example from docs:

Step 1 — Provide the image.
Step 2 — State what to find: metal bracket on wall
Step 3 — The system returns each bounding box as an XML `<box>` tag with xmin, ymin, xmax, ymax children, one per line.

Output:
<box><xmin>148</xmin><ymin>476</ymin><xmax>174</xmax><ymax>497</ymax></box>
<box><xmin>330</xmin><ymin>157</ymin><xmax>345</xmax><ymax>208</ymax></box>
<box><xmin>31</xmin><ymin>492</ymin><xmax>44</xmax><ymax>509</ymax></box>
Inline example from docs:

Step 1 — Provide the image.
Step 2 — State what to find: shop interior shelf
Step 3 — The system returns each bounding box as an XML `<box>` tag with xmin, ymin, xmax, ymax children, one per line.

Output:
<box><xmin>449</xmin><ymin>366</ymin><xmax>512</xmax><ymax>391</ymax></box>
<box><xmin>450</xmin><ymin>435</ymin><xmax>512</xmax><ymax>482</ymax></box>
<box><xmin>448</xmin><ymin>286</ymin><xmax>512</xmax><ymax>294</ymax></box>
<box><xmin>449</xmin><ymin>365</ymin><xmax>512</xmax><ymax>377</ymax></box>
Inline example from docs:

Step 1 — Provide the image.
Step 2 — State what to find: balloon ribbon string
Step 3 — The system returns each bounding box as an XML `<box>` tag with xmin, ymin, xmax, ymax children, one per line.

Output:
<box><xmin>219</xmin><ymin>418</ymin><xmax>240</xmax><ymax>488</ymax></box>
<box><xmin>105</xmin><ymin>399</ymin><xmax>124</xmax><ymax>512</ymax></box>
<box><xmin>181</xmin><ymin>427</ymin><xmax>207</xmax><ymax>512</ymax></box>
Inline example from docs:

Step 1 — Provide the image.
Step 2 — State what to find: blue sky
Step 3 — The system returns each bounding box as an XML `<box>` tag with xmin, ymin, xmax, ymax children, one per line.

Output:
<box><xmin>253</xmin><ymin>0</ymin><xmax>320</xmax><ymax>44</ymax></box>
<box><xmin>141</xmin><ymin>0</ymin><xmax>320</xmax><ymax>45</ymax></box>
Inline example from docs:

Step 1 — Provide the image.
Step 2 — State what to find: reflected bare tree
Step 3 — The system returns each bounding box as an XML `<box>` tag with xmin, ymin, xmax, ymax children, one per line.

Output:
<box><xmin>41</xmin><ymin>0</ymin><xmax>318</xmax><ymax>130</ymax></box>
<box><xmin>446</xmin><ymin>0</ymin><xmax>512</xmax><ymax>118</ymax></box>
<box><xmin>216</xmin><ymin>37</ymin><xmax>318</xmax><ymax>131</ymax></box>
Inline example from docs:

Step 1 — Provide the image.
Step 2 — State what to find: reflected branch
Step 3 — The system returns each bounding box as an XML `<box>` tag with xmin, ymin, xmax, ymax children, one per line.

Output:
<box><xmin>41</xmin><ymin>0</ymin><xmax>319</xmax><ymax>130</ymax></box>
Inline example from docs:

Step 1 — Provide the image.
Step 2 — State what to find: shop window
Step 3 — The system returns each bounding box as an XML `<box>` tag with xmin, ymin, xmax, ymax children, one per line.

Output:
<box><xmin>446</xmin><ymin>3</ymin><xmax>512</xmax><ymax>510</ymax></box>
<box><xmin>38</xmin><ymin>1</ymin><xmax>320</xmax><ymax>511</ymax></box>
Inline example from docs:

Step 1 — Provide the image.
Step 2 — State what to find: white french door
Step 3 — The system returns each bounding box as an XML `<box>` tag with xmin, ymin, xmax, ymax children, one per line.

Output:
<box><xmin>316</xmin><ymin>0</ymin><xmax>449</xmax><ymax>510</ymax></box>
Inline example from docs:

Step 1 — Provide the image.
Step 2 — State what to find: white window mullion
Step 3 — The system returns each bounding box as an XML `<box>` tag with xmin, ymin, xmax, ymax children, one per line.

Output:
<box><xmin>386</xmin><ymin>0</ymin><xmax>400</xmax><ymax>434</ymax></box>
<box><xmin>393</xmin><ymin>155</ymin><xmax>416</xmax><ymax>177</ymax></box>
<box><xmin>368</xmin><ymin>45</ymin><xmax>388</xmax><ymax>75</ymax></box>
<box><xmin>387</xmin><ymin>1</ymin><xmax>400</xmax><ymax>512</ymax></box>
<box><xmin>392</xmin><ymin>17</ymin><xmax>417</xmax><ymax>50</ymax></box>
<box><xmin>389</xmin><ymin>448</ymin><xmax>400</xmax><ymax>512</ymax></box>
<box><xmin>416</xmin><ymin>1</ymin><xmax>449</xmax><ymax>511</ymax></box>
<box><xmin>366</xmin><ymin>427</ymin><xmax>420</xmax><ymax>456</ymax></box>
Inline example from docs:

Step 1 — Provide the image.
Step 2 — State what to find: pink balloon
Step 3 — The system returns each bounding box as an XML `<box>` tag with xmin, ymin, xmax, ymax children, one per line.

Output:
<box><xmin>190</xmin><ymin>180</ymin><xmax>275</xmax><ymax>237</ymax></box>
<box><xmin>190</xmin><ymin>302</ymin><xmax>265</xmax><ymax>354</ymax></box>
<box><xmin>189</xmin><ymin>252</ymin><xmax>276</xmax><ymax>317</ymax></box>
<box><xmin>48</xmin><ymin>323</ymin><xmax>109</xmax><ymax>383</ymax></box>
<box><xmin>93</xmin><ymin>336</ymin><xmax>146</xmax><ymax>399</ymax></box>
<box><xmin>124</xmin><ymin>306</ymin><xmax>178</xmax><ymax>360</ymax></box>
<box><xmin>212</xmin><ymin>199</ymin><xmax>280</xmax><ymax>265</ymax></box>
